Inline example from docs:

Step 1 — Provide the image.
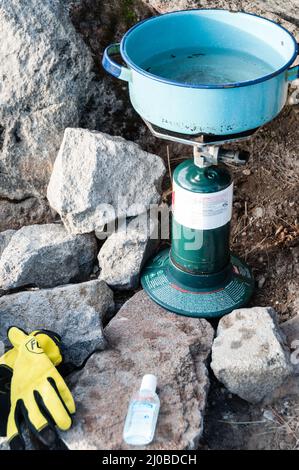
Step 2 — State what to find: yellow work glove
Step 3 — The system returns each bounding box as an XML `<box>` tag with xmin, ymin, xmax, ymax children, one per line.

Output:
<box><xmin>6</xmin><ymin>327</ymin><xmax>75</xmax><ymax>450</ymax></box>
<box><xmin>0</xmin><ymin>328</ymin><xmax>63</xmax><ymax>440</ymax></box>
<box><xmin>0</xmin><ymin>329</ymin><xmax>62</xmax><ymax>370</ymax></box>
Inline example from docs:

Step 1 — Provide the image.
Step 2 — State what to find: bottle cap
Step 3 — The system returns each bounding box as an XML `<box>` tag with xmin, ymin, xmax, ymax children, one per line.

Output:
<box><xmin>140</xmin><ymin>374</ymin><xmax>157</xmax><ymax>393</ymax></box>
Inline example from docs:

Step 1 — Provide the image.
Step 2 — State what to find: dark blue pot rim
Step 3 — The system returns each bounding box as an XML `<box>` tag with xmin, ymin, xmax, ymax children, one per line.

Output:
<box><xmin>120</xmin><ymin>9</ymin><xmax>299</xmax><ymax>89</ymax></box>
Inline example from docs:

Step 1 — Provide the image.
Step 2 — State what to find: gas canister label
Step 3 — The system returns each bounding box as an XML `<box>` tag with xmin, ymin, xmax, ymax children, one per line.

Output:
<box><xmin>172</xmin><ymin>182</ymin><xmax>233</xmax><ymax>230</ymax></box>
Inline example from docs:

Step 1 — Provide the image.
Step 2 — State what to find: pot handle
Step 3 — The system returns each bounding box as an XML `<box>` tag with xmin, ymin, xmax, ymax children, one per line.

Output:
<box><xmin>102</xmin><ymin>43</ymin><xmax>131</xmax><ymax>82</ymax></box>
<box><xmin>287</xmin><ymin>44</ymin><xmax>299</xmax><ymax>104</ymax></box>
<box><xmin>287</xmin><ymin>64</ymin><xmax>299</xmax><ymax>81</ymax></box>
<box><xmin>287</xmin><ymin>43</ymin><xmax>299</xmax><ymax>81</ymax></box>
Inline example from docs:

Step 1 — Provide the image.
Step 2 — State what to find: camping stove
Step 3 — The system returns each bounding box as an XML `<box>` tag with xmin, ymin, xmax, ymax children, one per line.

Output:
<box><xmin>102</xmin><ymin>8</ymin><xmax>299</xmax><ymax>318</ymax></box>
<box><xmin>141</xmin><ymin>122</ymin><xmax>255</xmax><ymax>318</ymax></box>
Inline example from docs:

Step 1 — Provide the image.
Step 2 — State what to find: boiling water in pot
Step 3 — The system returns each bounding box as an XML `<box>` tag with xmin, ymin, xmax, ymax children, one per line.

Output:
<box><xmin>141</xmin><ymin>47</ymin><xmax>275</xmax><ymax>85</ymax></box>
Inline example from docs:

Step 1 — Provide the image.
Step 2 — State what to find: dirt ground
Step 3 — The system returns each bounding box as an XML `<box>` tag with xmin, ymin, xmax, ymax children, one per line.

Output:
<box><xmin>200</xmin><ymin>375</ymin><xmax>299</xmax><ymax>450</ymax></box>
<box><xmin>70</xmin><ymin>0</ymin><xmax>299</xmax><ymax>451</ymax></box>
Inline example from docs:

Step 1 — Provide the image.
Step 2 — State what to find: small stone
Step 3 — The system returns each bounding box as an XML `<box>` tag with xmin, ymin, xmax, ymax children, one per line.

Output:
<box><xmin>253</xmin><ymin>207</ymin><xmax>264</xmax><ymax>218</ymax></box>
<box><xmin>0</xmin><ymin>279</ymin><xmax>114</xmax><ymax>366</ymax></box>
<box><xmin>279</xmin><ymin>441</ymin><xmax>289</xmax><ymax>450</ymax></box>
<box><xmin>281</xmin><ymin>315</ymin><xmax>299</xmax><ymax>375</ymax></box>
<box><xmin>92</xmin><ymin>264</ymin><xmax>100</xmax><ymax>275</ymax></box>
<box><xmin>0</xmin><ymin>224</ymin><xmax>97</xmax><ymax>290</ymax></box>
<box><xmin>263</xmin><ymin>409</ymin><xmax>276</xmax><ymax>422</ymax></box>
<box><xmin>98</xmin><ymin>215</ymin><xmax>159</xmax><ymax>290</ymax></box>
<box><xmin>281</xmin><ymin>315</ymin><xmax>299</xmax><ymax>348</ymax></box>
<box><xmin>257</xmin><ymin>276</ymin><xmax>266</xmax><ymax>289</ymax></box>
<box><xmin>211</xmin><ymin>307</ymin><xmax>293</xmax><ymax>403</ymax></box>
<box><xmin>61</xmin><ymin>290</ymin><xmax>214</xmax><ymax>450</ymax></box>
<box><xmin>242</xmin><ymin>169</ymin><xmax>251</xmax><ymax>176</ymax></box>
<box><xmin>47</xmin><ymin>128</ymin><xmax>166</xmax><ymax>234</ymax></box>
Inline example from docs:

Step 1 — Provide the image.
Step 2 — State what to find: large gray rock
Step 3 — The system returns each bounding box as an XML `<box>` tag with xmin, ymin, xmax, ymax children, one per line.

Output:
<box><xmin>211</xmin><ymin>307</ymin><xmax>293</xmax><ymax>403</ymax></box>
<box><xmin>0</xmin><ymin>0</ymin><xmax>99</xmax><ymax>227</ymax></box>
<box><xmin>0</xmin><ymin>0</ymin><xmax>96</xmax><ymax>200</ymax></box>
<box><xmin>61</xmin><ymin>290</ymin><xmax>214</xmax><ymax>450</ymax></box>
<box><xmin>0</xmin><ymin>224</ymin><xmax>97</xmax><ymax>290</ymax></box>
<box><xmin>0</xmin><ymin>279</ymin><xmax>114</xmax><ymax>366</ymax></box>
<box><xmin>98</xmin><ymin>214</ymin><xmax>159</xmax><ymax>290</ymax></box>
<box><xmin>47</xmin><ymin>128</ymin><xmax>166</xmax><ymax>234</ymax></box>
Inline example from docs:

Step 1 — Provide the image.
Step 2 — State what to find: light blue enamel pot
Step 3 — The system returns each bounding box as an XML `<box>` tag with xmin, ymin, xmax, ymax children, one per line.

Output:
<box><xmin>102</xmin><ymin>9</ymin><xmax>299</xmax><ymax>135</ymax></box>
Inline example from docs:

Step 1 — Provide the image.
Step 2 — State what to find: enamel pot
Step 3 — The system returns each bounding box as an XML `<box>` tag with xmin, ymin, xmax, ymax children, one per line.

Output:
<box><xmin>102</xmin><ymin>9</ymin><xmax>299</xmax><ymax>136</ymax></box>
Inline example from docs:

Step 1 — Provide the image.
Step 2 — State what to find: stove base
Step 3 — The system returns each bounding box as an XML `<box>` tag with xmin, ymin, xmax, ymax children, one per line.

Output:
<box><xmin>141</xmin><ymin>249</ymin><xmax>254</xmax><ymax>318</ymax></box>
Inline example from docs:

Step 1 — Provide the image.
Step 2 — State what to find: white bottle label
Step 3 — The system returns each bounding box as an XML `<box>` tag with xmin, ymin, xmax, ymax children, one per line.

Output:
<box><xmin>172</xmin><ymin>182</ymin><xmax>233</xmax><ymax>230</ymax></box>
<box><xmin>130</xmin><ymin>401</ymin><xmax>156</xmax><ymax>437</ymax></box>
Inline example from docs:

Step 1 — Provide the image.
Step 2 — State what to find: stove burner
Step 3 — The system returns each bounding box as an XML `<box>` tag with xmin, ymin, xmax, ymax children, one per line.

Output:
<box><xmin>150</xmin><ymin>121</ymin><xmax>260</xmax><ymax>144</ymax></box>
<box><xmin>144</xmin><ymin>119</ymin><xmax>259</xmax><ymax>146</ymax></box>
<box><xmin>194</xmin><ymin>127</ymin><xmax>259</xmax><ymax>143</ymax></box>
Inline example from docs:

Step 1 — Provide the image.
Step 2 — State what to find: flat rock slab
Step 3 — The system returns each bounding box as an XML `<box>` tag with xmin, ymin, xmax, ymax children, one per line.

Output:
<box><xmin>0</xmin><ymin>280</ymin><xmax>114</xmax><ymax>366</ymax></box>
<box><xmin>47</xmin><ymin>128</ymin><xmax>166</xmax><ymax>234</ymax></box>
<box><xmin>211</xmin><ymin>307</ymin><xmax>293</xmax><ymax>403</ymax></box>
<box><xmin>0</xmin><ymin>224</ymin><xmax>97</xmax><ymax>290</ymax></box>
<box><xmin>61</xmin><ymin>290</ymin><xmax>214</xmax><ymax>450</ymax></box>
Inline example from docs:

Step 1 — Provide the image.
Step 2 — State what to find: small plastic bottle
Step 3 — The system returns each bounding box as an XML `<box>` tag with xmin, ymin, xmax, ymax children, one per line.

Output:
<box><xmin>123</xmin><ymin>374</ymin><xmax>160</xmax><ymax>446</ymax></box>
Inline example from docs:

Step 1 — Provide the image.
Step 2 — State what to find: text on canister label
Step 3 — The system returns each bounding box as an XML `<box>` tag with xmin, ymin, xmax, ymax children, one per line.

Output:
<box><xmin>172</xmin><ymin>182</ymin><xmax>233</xmax><ymax>230</ymax></box>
